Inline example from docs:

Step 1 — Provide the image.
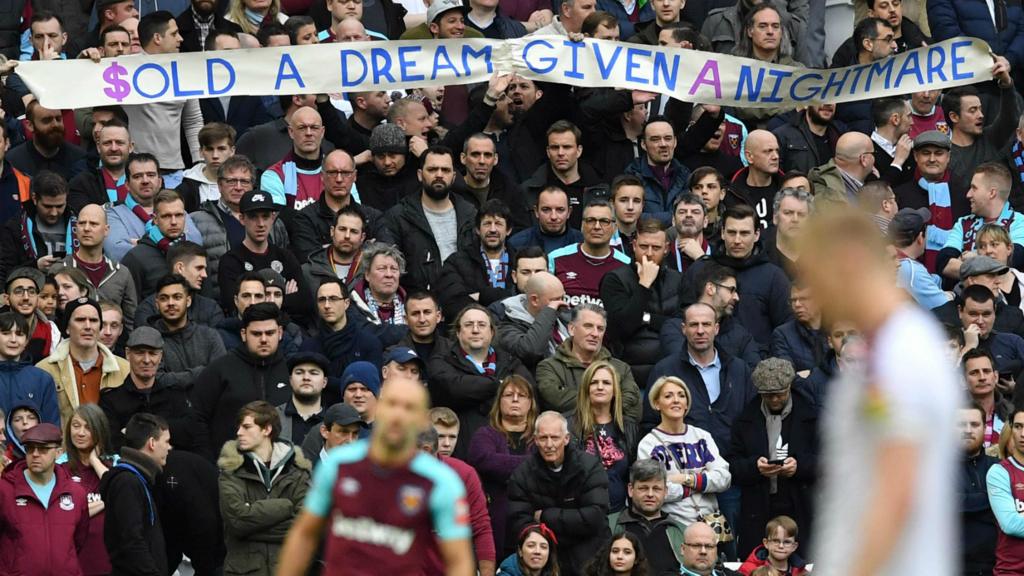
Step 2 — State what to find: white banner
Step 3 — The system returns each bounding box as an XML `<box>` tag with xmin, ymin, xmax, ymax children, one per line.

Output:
<box><xmin>13</xmin><ymin>36</ymin><xmax>995</xmax><ymax>109</ymax></box>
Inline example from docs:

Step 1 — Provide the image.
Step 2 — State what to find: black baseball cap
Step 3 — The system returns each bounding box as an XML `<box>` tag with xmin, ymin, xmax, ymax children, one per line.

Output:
<box><xmin>240</xmin><ymin>190</ymin><xmax>281</xmax><ymax>214</ymax></box>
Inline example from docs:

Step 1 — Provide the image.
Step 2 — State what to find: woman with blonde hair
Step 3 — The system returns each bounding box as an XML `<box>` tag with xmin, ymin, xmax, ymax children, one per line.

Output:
<box><xmin>225</xmin><ymin>0</ymin><xmax>288</xmax><ymax>35</ymax></box>
<box><xmin>468</xmin><ymin>374</ymin><xmax>537</xmax><ymax>556</ymax></box>
<box><xmin>975</xmin><ymin>223</ymin><xmax>1024</xmax><ymax>312</ymax></box>
<box><xmin>637</xmin><ymin>376</ymin><xmax>731</xmax><ymax>527</ymax></box>
<box><xmin>569</xmin><ymin>360</ymin><xmax>637</xmax><ymax>512</ymax></box>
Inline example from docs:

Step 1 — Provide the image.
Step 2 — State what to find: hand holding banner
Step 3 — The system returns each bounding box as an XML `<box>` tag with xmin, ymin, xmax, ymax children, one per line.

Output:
<box><xmin>13</xmin><ymin>36</ymin><xmax>996</xmax><ymax>110</ymax></box>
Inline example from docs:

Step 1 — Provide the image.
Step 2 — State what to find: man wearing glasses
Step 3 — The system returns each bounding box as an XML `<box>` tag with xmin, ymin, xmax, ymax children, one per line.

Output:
<box><xmin>292</xmin><ymin>149</ymin><xmax>382</xmax><ymax>263</ymax></box>
<box><xmin>0</xmin><ymin>422</ymin><xmax>90</xmax><ymax>576</ymax></box>
<box><xmin>808</xmin><ymin>131</ymin><xmax>879</xmax><ymax>210</ymax></box>
<box><xmin>674</xmin><ymin>522</ymin><xmax>740</xmax><ymax>575</ymax></box>
<box><xmin>5</xmin><ymin>268</ymin><xmax>61</xmax><ymax>363</ymax></box>
<box><xmin>549</xmin><ymin>199</ymin><xmax>631</xmax><ymax>308</ymax></box>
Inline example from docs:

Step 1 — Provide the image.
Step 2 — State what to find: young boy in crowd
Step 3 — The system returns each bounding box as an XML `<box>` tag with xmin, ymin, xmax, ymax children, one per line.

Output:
<box><xmin>738</xmin><ymin>516</ymin><xmax>810</xmax><ymax>576</ymax></box>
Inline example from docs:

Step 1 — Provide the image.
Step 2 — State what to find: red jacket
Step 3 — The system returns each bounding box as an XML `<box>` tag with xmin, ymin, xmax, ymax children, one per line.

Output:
<box><xmin>423</xmin><ymin>455</ymin><xmax>496</xmax><ymax>575</ymax></box>
<box><xmin>0</xmin><ymin>460</ymin><xmax>90</xmax><ymax>576</ymax></box>
<box><xmin>739</xmin><ymin>545</ymin><xmax>809</xmax><ymax>576</ymax></box>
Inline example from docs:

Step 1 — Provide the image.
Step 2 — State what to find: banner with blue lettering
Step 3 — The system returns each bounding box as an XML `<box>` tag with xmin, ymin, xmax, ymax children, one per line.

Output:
<box><xmin>14</xmin><ymin>36</ymin><xmax>994</xmax><ymax>109</ymax></box>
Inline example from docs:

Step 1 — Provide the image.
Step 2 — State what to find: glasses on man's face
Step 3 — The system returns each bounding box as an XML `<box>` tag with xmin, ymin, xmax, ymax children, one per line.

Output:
<box><xmin>219</xmin><ymin>178</ymin><xmax>252</xmax><ymax>187</ymax></box>
<box><xmin>684</xmin><ymin>542</ymin><xmax>716</xmax><ymax>551</ymax></box>
<box><xmin>583</xmin><ymin>217</ymin><xmax>614</xmax><ymax>228</ymax></box>
<box><xmin>767</xmin><ymin>538</ymin><xmax>797</xmax><ymax>548</ymax></box>
<box><xmin>713</xmin><ymin>282</ymin><xmax>738</xmax><ymax>294</ymax></box>
<box><xmin>11</xmin><ymin>287</ymin><xmax>37</xmax><ymax>296</ymax></box>
<box><xmin>324</xmin><ymin>169</ymin><xmax>356</xmax><ymax>179</ymax></box>
<box><xmin>25</xmin><ymin>444</ymin><xmax>57</xmax><ymax>454</ymax></box>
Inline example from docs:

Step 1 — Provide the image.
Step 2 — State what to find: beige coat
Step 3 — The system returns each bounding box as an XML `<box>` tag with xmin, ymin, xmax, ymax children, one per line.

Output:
<box><xmin>36</xmin><ymin>339</ymin><xmax>129</xmax><ymax>424</ymax></box>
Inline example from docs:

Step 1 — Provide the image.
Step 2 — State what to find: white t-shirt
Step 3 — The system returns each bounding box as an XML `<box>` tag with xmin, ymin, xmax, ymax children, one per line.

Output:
<box><xmin>812</xmin><ymin>304</ymin><xmax>960</xmax><ymax>575</ymax></box>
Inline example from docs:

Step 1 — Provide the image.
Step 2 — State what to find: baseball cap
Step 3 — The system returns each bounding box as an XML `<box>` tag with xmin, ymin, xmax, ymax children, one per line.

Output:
<box><xmin>341</xmin><ymin>361</ymin><xmax>382</xmax><ymax>397</ymax></box>
<box><xmin>383</xmin><ymin>346</ymin><xmax>426</xmax><ymax>372</ymax></box>
<box><xmin>913</xmin><ymin>130</ymin><xmax>951</xmax><ymax>151</ymax></box>
<box><xmin>323</xmin><ymin>403</ymin><xmax>368</xmax><ymax>428</ymax></box>
<box><xmin>126</xmin><ymin>326</ymin><xmax>164</xmax><ymax>349</ymax></box>
<box><xmin>5</xmin><ymin>266</ymin><xmax>43</xmax><ymax>291</ymax></box>
<box><xmin>240</xmin><ymin>190</ymin><xmax>281</xmax><ymax>214</ymax></box>
<box><xmin>288</xmin><ymin>351</ymin><xmax>331</xmax><ymax>374</ymax></box>
<box><xmin>20</xmin><ymin>423</ymin><xmax>62</xmax><ymax>445</ymax></box>
<box><xmin>427</xmin><ymin>0</ymin><xmax>467</xmax><ymax>24</ymax></box>
<box><xmin>960</xmin><ymin>255</ymin><xmax>1010</xmax><ymax>279</ymax></box>
<box><xmin>888</xmin><ymin>208</ymin><xmax>931</xmax><ymax>243</ymax></box>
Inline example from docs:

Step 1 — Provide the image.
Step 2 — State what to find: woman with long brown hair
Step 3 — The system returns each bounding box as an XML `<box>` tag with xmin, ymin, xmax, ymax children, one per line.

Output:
<box><xmin>497</xmin><ymin>523</ymin><xmax>562</xmax><ymax>576</ymax></box>
<box><xmin>60</xmin><ymin>404</ymin><xmax>115</xmax><ymax>575</ymax></box>
<box><xmin>569</xmin><ymin>360</ymin><xmax>638</xmax><ymax>512</ymax></box>
<box><xmin>468</xmin><ymin>374</ymin><xmax>538</xmax><ymax>557</ymax></box>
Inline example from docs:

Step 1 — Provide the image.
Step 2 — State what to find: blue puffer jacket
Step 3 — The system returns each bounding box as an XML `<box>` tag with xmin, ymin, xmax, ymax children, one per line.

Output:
<box><xmin>595</xmin><ymin>0</ymin><xmax>654</xmax><ymax>39</ymax></box>
<box><xmin>929</xmin><ymin>0</ymin><xmax>1024</xmax><ymax>68</ymax></box>
<box><xmin>0</xmin><ymin>360</ymin><xmax>60</xmax><ymax>427</ymax></box>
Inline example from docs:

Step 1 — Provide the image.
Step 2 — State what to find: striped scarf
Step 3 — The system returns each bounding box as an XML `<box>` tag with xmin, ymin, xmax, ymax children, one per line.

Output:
<box><xmin>365</xmin><ymin>288</ymin><xmax>405</xmax><ymax>325</ymax></box>
<box><xmin>1012</xmin><ymin>140</ymin><xmax>1024</xmax><ymax>189</ymax></box>
<box><xmin>916</xmin><ymin>170</ymin><xmax>953</xmax><ymax>273</ymax></box>
<box><xmin>463</xmin><ymin>346</ymin><xmax>497</xmax><ymax>376</ymax></box>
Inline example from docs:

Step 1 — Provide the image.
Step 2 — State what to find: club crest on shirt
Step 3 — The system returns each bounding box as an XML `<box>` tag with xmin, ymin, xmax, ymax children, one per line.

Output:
<box><xmin>341</xmin><ymin>477</ymin><xmax>360</xmax><ymax>496</ymax></box>
<box><xmin>398</xmin><ymin>485</ymin><xmax>425</xmax><ymax>516</ymax></box>
<box><xmin>59</xmin><ymin>495</ymin><xmax>74</xmax><ymax>511</ymax></box>
<box><xmin>728</xmin><ymin>134</ymin><xmax>740</xmax><ymax>149</ymax></box>
<box><xmin>936</xmin><ymin>121</ymin><xmax>949</xmax><ymax>134</ymax></box>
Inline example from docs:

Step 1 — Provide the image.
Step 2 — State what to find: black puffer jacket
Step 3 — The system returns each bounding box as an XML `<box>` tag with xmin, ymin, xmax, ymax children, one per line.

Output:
<box><xmin>427</xmin><ymin>340</ymin><xmax>534</xmax><ymax>460</ymax></box>
<box><xmin>771</xmin><ymin>113</ymin><xmax>844</xmax><ymax>174</ymax></box>
<box><xmin>381</xmin><ymin>193</ymin><xmax>477</xmax><ymax>293</ymax></box>
<box><xmin>507</xmin><ymin>445</ymin><xmax>611</xmax><ymax>576</ymax></box>
<box><xmin>290</xmin><ymin>195</ymin><xmax>384</xmax><ymax>263</ymax></box>
<box><xmin>99</xmin><ymin>376</ymin><xmax>201</xmax><ymax>452</ymax></box>
<box><xmin>437</xmin><ymin>243</ymin><xmax>518</xmax><ymax>320</ymax></box>
<box><xmin>190</xmin><ymin>347</ymin><xmax>292</xmax><ymax>460</ymax></box>
<box><xmin>599</xmin><ymin>264</ymin><xmax>681</xmax><ymax>386</ymax></box>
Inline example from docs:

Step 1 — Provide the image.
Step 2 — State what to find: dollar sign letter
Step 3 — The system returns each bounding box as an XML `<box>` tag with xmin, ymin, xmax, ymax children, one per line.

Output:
<box><xmin>102</xmin><ymin>61</ymin><xmax>130</xmax><ymax>103</ymax></box>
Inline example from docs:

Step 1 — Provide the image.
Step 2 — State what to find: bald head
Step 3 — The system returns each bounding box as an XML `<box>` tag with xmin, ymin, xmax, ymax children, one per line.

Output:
<box><xmin>744</xmin><ymin>130</ymin><xmax>779</xmax><ymax>175</ymax></box>
<box><xmin>79</xmin><ymin>203</ymin><xmax>107</xmax><ymax>224</ymax></box>
<box><xmin>324</xmin><ymin>148</ymin><xmax>354</xmax><ymax>168</ymax></box>
<box><xmin>77</xmin><ymin>203</ymin><xmax>109</xmax><ymax>248</ymax></box>
<box><xmin>525</xmin><ymin>271</ymin><xmax>561</xmax><ymax>296</ymax></box>
<box><xmin>684</xmin><ymin>521</ymin><xmax>717</xmax><ymax>542</ymax></box>
<box><xmin>291</xmin><ymin>106</ymin><xmax>321</xmax><ymax>126</ymax></box>
<box><xmin>834</xmin><ymin>132</ymin><xmax>875</xmax><ymax>180</ymax></box>
<box><xmin>524</xmin><ymin>271</ymin><xmax>566</xmax><ymax>316</ymax></box>
<box><xmin>380</xmin><ymin>376</ymin><xmax>429</xmax><ymax>407</ymax></box>
<box><xmin>335</xmin><ymin>17</ymin><xmax>369</xmax><ymax>41</ymax></box>
<box><xmin>289</xmin><ymin>106</ymin><xmax>325</xmax><ymax>157</ymax></box>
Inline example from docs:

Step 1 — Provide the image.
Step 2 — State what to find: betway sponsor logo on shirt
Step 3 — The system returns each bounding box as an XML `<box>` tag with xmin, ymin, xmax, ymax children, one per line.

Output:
<box><xmin>332</xmin><ymin>513</ymin><xmax>415</xmax><ymax>555</ymax></box>
<box><xmin>563</xmin><ymin>293</ymin><xmax>603</xmax><ymax>307</ymax></box>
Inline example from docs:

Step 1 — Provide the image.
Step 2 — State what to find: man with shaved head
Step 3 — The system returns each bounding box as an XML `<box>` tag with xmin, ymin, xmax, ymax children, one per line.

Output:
<box><xmin>57</xmin><ymin>202</ymin><xmax>138</xmax><ymax>331</ymax></box>
<box><xmin>810</xmin><ymin>131</ymin><xmax>878</xmax><ymax>207</ymax></box>
<box><xmin>261</xmin><ymin>106</ymin><xmax>328</xmax><ymax>210</ymax></box>
<box><xmin>497</xmin><ymin>270</ymin><xmax>570</xmax><ymax>371</ymax></box>
<box><xmin>277</xmin><ymin>376</ymin><xmax>475</xmax><ymax>576</ymax></box>
<box><xmin>730</xmin><ymin>130</ymin><xmax>783</xmax><ymax>230</ymax></box>
<box><xmin>333</xmin><ymin>16</ymin><xmax>371</xmax><ymax>41</ymax></box>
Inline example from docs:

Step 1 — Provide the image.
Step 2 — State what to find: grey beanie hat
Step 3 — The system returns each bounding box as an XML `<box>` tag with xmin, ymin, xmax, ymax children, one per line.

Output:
<box><xmin>369</xmin><ymin>123</ymin><xmax>408</xmax><ymax>155</ymax></box>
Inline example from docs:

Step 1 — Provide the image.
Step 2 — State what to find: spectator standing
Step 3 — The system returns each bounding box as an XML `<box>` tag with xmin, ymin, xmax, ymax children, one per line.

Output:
<box><xmin>301</xmin><ymin>278</ymin><xmax>383</xmax><ymax>374</ymax></box>
<box><xmin>0</xmin><ymin>310</ymin><xmax>60</xmax><ymax>424</ymax></box>
<box><xmin>61</xmin><ymin>404</ymin><xmax>116</xmax><ymax>576</ymax></box>
<box><xmin>608</xmin><ymin>459</ymin><xmax>687</xmax><ymax>574</ymax></box>
<box><xmin>961</xmin><ymin>402</ymin><xmax>999</xmax><ymax>576</ymax></box>
<box><xmin>275</xmin><ymin>352</ymin><xmax>330</xmax><ymax>445</ymax></box>
<box><xmin>149</xmin><ymin>274</ymin><xmax>226</xmax><ymax>388</ymax></box>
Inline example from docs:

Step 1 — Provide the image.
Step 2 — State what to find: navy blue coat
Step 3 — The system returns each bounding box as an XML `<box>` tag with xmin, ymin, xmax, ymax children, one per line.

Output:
<box><xmin>644</xmin><ymin>347</ymin><xmax>755</xmax><ymax>456</ymax></box>
<box><xmin>199</xmin><ymin>96</ymin><xmax>273</xmax><ymax>140</ymax></box>
<box><xmin>595</xmin><ymin>0</ymin><xmax>654</xmax><ymax>39</ymax></box>
<box><xmin>659</xmin><ymin>314</ymin><xmax>763</xmax><ymax>369</ymax></box>
<box><xmin>769</xmin><ymin>320</ymin><xmax>829</xmax><ymax>373</ymax></box>
<box><xmin>929</xmin><ymin>0</ymin><xmax>1024</xmax><ymax>69</ymax></box>
<box><xmin>626</xmin><ymin>157</ymin><xmax>692</xmax><ymax>225</ymax></box>
<box><xmin>0</xmin><ymin>360</ymin><xmax>60</xmax><ymax>426</ymax></box>
<box><xmin>961</xmin><ymin>451</ymin><xmax>999</xmax><ymax>574</ymax></box>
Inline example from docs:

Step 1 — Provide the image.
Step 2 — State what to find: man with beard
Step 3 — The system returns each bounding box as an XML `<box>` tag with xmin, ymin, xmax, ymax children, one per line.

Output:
<box><xmin>7</xmin><ymin>102</ymin><xmax>86</xmax><ymax>181</ymax></box>
<box><xmin>682</xmin><ymin>203</ymin><xmax>792</xmax><ymax>347</ymax></box>
<box><xmin>667</xmin><ymin>193</ymin><xmax>710</xmax><ymax>274</ymax></box>
<box><xmin>275</xmin><ymin>351</ymin><xmax>330</xmax><ymax>445</ymax></box>
<box><xmin>507</xmin><ymin>186</ymin><xmax>583</xmax><ymax>253</ymax></box>
<box><xmin>304</xmin><ymin>203</ymin><xmax>369</xmax><ymax>294</ymax></box>
<box><xmin>343</xmin><ymin>90</ymin><xmax>390</xmax><ymax>151</ymax></box>
<box><xmin>104</xmin><ymin>153</ymin><xmax>203</xmax><ymax>262</ymax></box>
<box><xmin>4</xmin><ymin>268</ymin><xmax>60</xmax><ymax>363</ymax></box>
<box><xmin>382</xmin><ymin>146</ymin><xmax>476</xmax><ymax>293</ymax></box>
<box><xmin>894</xmin><ymin>132</ymin><xmax>965</xmax><ymax>275</ymax></box>
<box><xmin>549</xmin><ymin>199</ymin><xmax>631</xmax><ymax>307</ymax></box>
<box><xmin>962</xmin><ymin>400</ymin><xmax>1000</xmax><ymax>575</ymax></box>
<box><xmin>175</xmin><ymin>0</ymin><xmax>241</xmax><ymax>52</ymax></box>
<box><xmin>729</xmin><ymin>130</ymin><xmax>784</xmax><ymax>230</ymax></box>
<box><xmin>149</xmin><ymin>274</ymin><xmax>225</xmax><ymax>390</ymax></box>
<box><xmin>218</xmin><ymin>191</ymin><xmax>311</xmax><ymax>324</ymax></box>
<box><xmin>455</xmin><ymin>133</ymin><xmax>531</xmax><ymax>230</ymax></box>
<box><xmin>356</xmin><ymin>123</ymin><xmax>420</xmax><ymax>212</ymax></box>
<box><xmin>522</xmin><ymin>121</ymin><xmax>603</xmax><ymax>230</ymax></box>
<box><xmin>625</xmin><ymin>117</ymin><xmax>691</xmax><ymax>224</ymax></box>
<box><xmin>0</xmin><ymin>171</ymin><xmax>72</xmax><ymax>280</ymax></box>
<box><xmin>809</xmin><ymin>132</ymin><xmax>878</xmax><ymax>209</ymax></box>
<box><xmin>773</xmin><ymin>104</ymin><xmax>842</xmax><ymax>174</ymax></box>
<box><xmin>438</xmin><ymin>199</ymin><xmax>517</xmax><ymax>320</ymax></box>
<box><xmin>57</xmin><ymin>203</ymin><xmax>138</xmax><ymax>330</ymax></box>
<box><xmin>869</xmin><ymin>98</ymin><xmax>915</xmax><ymax>188</ymax></box>
<box><xmin>68</xmin><ymin>118</ymin><xmax>134</xmax><ymax>214</ymax></box>
<box><xmin>762</xmin><ymin>187</ymin><xmax>812</xmax><ymax>278</ymax></box>
<box><xmin>600</xmin><ymin>218</ymin><xmax>681</xmax><ymax>387</ymax></box>
<box><xmin>292</xmin><ymin>149</ymin><xmax>382</xmax><ymax>263</ymax></box>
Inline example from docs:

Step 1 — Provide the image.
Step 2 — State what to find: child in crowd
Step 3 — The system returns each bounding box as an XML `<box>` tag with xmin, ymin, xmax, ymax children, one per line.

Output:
<box><xmin>738</xmin><ymin>516</ymin><xmax>809</xmax><ymax>576</ymax></box>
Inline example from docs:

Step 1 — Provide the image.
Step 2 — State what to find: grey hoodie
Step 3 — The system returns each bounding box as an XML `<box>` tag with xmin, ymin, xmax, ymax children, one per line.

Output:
<box><xmin>496</xmin><ymin>294</ymin><xmax>569</xmax><ymax>372</ymax></box>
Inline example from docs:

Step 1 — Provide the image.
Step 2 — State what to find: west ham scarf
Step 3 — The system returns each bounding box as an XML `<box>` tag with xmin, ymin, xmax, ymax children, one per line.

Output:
<box><xmin>483</xmin><ymin>248</ymin><xmax>509</xmax><ymax>289</ymax></box>
<box><xmin>101</xmin><ymin>169</ymin><xmax>128</xmax><ymax>204</ymax></box>
<box><xmin>463</xmin><ymin>346</ymin><xmax>497</xmax><ymax>376</ymax></box>
<box><xmin>916</xmin><ymin>169</ymin><xmax>953</xmax><ymax>273</ymax></box>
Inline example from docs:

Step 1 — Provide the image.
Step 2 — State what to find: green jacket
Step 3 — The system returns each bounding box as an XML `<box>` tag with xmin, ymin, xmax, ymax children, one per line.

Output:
<box><xmin>217</xmin><ymin>440</ymin><xmax>312</xmax><ymax>576</ymax></box>
<box><xmin>808</xmin><ymin>159</ymin><xmax>851</xmax><ymax>209</ymax></box>
<box><xmin>536</xmin><ymin>339</ymin><xmax>642</xmax><ymax>422</ymax></box>
<box><xmin>607</xmin><ymin>508</ymin><xmax>684</xmax><ymax>564</ymax></box>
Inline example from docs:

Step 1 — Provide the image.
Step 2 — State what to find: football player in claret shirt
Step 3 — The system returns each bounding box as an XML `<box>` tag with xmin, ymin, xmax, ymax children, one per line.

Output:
<box><xmin>277</xmin><ymin>377</ymin><xmax>475</xmax><ymax>576</ymax></box>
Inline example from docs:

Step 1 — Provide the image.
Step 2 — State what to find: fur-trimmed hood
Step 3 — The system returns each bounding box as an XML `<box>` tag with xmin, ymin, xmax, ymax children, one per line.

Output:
<box><xmin>217</xmin><ymin>439</ymin><xmax>312</xmax><ymax>474</ymax></box>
